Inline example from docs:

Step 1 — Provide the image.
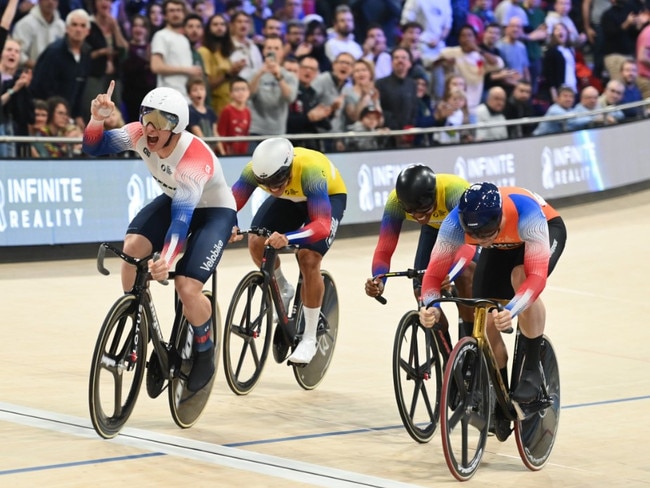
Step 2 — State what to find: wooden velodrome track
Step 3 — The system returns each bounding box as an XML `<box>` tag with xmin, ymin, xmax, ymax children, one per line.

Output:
<box><xmin>1</xmin><ymin>189</ymin><xmax>649</xmax><ymax>487</ymax></box>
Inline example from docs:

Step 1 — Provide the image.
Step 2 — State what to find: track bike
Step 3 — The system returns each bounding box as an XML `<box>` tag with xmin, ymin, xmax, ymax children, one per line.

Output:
<box><xmin>373</xmin><ymin>269</ymin><xmax>456</xmax><ymax>444</ymax></box>
<box><xmin>223</xmin><ymin>227</ymin><xmax>339</xmax><ymax>395</ymax></box>
<box><xmin>88</xmin><ymin>242</ymin><xmax>220</xmax><ymax>439</ymax></box>
<box><xmin>430</xmin><ymin>296</ymin><xmax>560</xmax><ymax>481</ymax></box>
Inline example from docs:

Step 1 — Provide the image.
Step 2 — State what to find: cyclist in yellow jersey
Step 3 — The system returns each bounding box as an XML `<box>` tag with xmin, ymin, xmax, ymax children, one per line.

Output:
<box><xmin>231</xmin><ymin>137</ymin><xmax>347</xmax><ymax>364</ymax></box>
<box><xmin>365</xmin><ymin>164</ymin><xmax>477</xmax><ymax>338</ymax></box>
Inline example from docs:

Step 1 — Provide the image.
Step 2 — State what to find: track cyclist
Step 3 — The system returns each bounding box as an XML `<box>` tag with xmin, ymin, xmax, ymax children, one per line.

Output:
<box><xmin>230</xmin><ymin>137</ymin><xmax>347</xmax><ymax>365</ymax></box>
<box><xmin>365</xmin><ymin>164</ymin><xmax>476</xmax><ymax>339</ymax></box>
<box><xmin>83</xmin><ymin>81</ymin><xmax>237</xmax><ymax>392</ymax></box>
<box><xmin>418</xmin><ymin>182</ymin><xmax>567</xmax><ymax>440</ymax></box>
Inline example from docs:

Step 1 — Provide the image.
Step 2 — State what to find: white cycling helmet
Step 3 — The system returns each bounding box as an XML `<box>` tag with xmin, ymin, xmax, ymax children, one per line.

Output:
<box><xmin>139</xmin><ymin>87</ymin><xmax>189</xmax><ymax>134</ymax></box>
<box><xmin>251</xmin><ymin>137</ymin><xmax>294</xmax><ymax>187</ymax></box>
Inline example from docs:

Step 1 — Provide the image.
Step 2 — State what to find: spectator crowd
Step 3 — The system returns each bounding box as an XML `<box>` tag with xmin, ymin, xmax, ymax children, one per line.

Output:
<box><xmin>0</xmin><ymin>0</ymin><xmax>648</xmax><ymax>158</ymax></box>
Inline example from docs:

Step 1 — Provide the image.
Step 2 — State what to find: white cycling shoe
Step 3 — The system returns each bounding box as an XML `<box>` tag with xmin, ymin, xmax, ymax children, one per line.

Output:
<box><xmin>288</xmin><ymin>338</ymin><xmax>318</xmax><ymax>364</ymax></box>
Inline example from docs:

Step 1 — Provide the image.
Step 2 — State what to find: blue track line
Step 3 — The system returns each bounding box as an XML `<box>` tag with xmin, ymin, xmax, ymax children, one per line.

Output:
<box><xmin>2</xmin><ymin>395</ymin><xmax>648</xmax><ymax>476</ymax></box>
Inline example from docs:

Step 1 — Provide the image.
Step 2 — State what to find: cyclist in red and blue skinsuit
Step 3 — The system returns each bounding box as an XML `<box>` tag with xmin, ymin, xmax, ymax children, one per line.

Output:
<box><xmin>419</xmin><ymin>183</ymin><xmax>567</xmax><ymax>441</ymax></box>
<box><xmin>83</xmin><ymin>82</ymin><xmax>236</xmax><ymax>392</ymax></box>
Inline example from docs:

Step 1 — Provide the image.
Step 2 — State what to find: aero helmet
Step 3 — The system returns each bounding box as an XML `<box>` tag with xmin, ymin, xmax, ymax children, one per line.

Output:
<box><xmin>458</xmin><ymin>182</ymin><xmax>502</xmax><ymax>238</ymax></box>
<box><xmin>395</xmin><ymin>164</ymin><xmax>437</xmax><ymax>213</ymax></box>
<box><xmin>251</xmin><ymin>137</ymin><xmax>294</xmax><ymax>187</ymax></box>
<box><xmin>139</xmin><ymin>87</ymin><xmax>189</xmax><ymax>134</ymax></box>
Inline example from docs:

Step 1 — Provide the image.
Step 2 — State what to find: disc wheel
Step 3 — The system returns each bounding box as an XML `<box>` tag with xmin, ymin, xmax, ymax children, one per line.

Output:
<box><xmin>440</xmin><ymin>337</ymin><xmax>491</xmax><ymax>481</ymax></box>
<box><xmin>392</xmin><ymin>310</ymin><xmax>442</xmax><ymax>443</ymax></box>
<box><xmin>514</xmin><ymin>336</ymin><xmax>560</xmax><ymax>470</ymax></box>
<box><xmin>293</xmin><ymin>271</ymin><xmax>339</xmax><ymax>390</ymax></box>
<box><xmin>88</xmin><ymin>294</ymin><xmax>148</xmax><ymax>439</ymax></box>
<box><xmin>223</xmin><ymin>271</ymin><xmax>273</xmax><ymax>395</ymax></box>
<box><xmin>169</xmin><ymin>290</ymin><xmax>221</xmax><ymax>428</ymax></box>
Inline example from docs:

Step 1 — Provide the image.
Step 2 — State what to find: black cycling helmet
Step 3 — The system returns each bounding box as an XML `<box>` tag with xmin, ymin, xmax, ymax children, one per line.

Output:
<box><xmin>458</xmin><ymin>182</ymin><xmax>502</xmax><ymax>238</ymax></box>
<box><xmin>395</xmin><ymin>164</ymin><xmax>437</xmax><ymax>214</ymax></box>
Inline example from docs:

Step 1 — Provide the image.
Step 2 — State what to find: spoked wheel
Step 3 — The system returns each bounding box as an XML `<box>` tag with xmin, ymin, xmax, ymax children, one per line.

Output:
<box><xmin>293</xmin><ymin>271</ymin><xmax>339</xmax><ymax>390</ymax></box>
<box><xmin>514</xmin><ymin>335</ymin><xmax>560</xmax><ymax>470</ymax></box>
<box><xmin>223</xmin><ymin>271</ymin><xmax>273</xmax><ymax>395</ymax></box>
<box><xmin>88</xmin><ymin>294</ymin><xmax>148</xmax><ymax>439</ymax></box>
<box><xmin>440</xmin><ymin>337</ymin><xmax>491</xmax><ymax>482</ymax></box>
<box><xmin>392</xmin><ymin>310</ymin><xmax>442</xmax><ymax>443</ymax></box>
<box><xmin>169</xmin><ymin>290</ymin><xmax>221</xmax><ymax>428</ymax></box>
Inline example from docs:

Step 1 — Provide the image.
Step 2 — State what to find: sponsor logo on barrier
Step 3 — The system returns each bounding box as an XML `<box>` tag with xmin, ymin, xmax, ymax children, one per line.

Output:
<box><xmin>127</xmin><ymin>174</ymin><xmax>163</xmax><ymax>222</ymax></box>
<box><xmin>540</xmin><ymin>142</ymin><xmax>596</xmax><ymax>190</ymax></box>
<box><xmin>0</xmin><ymin>177</ymin><xmax>84</xmax><ymax>232</ymax></box>
<box><xmin>357</xmin><ymin>163</ymin><xmax>411</xmax><ymax>212</ymax></box>
<box><xmin>454</xmin><ymin>153</ymin><xmax>516</xmax><ymax>186</ymax></box>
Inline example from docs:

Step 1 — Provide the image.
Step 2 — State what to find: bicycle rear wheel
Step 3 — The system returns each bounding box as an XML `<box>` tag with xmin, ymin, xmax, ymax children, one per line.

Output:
<box><xmin>88</xmin><ymin>294</ymin><xmax>148</xmax><ymax>439</ymax></box>
<box><xmin>392</xmin><ymin>310</ymin><xmax>442</xmax><ymax>443</ymax></box>
<box><xmin>169</xmin><ymin>290</ymin><xmax>221</xmax><ymax>428</ymax></box>
<box><xmin>293</xmin><ymin>271</ymin><xmax>339</xmax><ymax>390</ymax></box>
<box><xmin>223</xmin><ymin>271</ymin><xmax>273</xmax><ymax>395</ymax></box>
<box><xmin>514</xmin><ymin>335</ymin><xmax>560</xmax><ymax>470</ymax></box>
<box><xmin>440</xmin><ymin>337</ymin><xmax>491</xmax><ymax>481</ymax></box>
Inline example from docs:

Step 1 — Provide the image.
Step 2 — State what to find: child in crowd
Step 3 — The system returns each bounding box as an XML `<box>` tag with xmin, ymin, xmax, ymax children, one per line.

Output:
<box><xmin>345</xmin><ymin>105</ymin><xmax>389</xmax><ymax>151</ymax></box>
<box><xmin>217</xmin><ymin>76</ymin><xmax>251</xmax><ymax>155</ymax></box>
<box><xmin>187</xmin><ymin>76</ymin><xmax>225</xmax><ymax>155</ymax></box>
<box><xmin>434</xmin><ymin>88</ymin><xmax>472</xmax><ymax>145</ymax></box>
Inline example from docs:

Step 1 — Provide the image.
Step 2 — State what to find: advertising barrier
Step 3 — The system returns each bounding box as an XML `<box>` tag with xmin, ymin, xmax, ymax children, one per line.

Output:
<box><xmin>1</xmin><ymin>119</ymin><xmax>649</xmax><ymax>247</ymax></box>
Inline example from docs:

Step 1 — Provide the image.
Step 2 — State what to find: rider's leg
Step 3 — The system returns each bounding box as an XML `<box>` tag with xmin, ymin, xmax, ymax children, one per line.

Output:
<box><xmin>455</xmin><ymin>262</ymin><xmax>476</xmax><ymax>338</ymax></box>
<box><xmin>510</xmin><ymin>264</ymin><xmax>546</xmax><ymax>403</ymax></box>
<box><xmin>247</xmin><ymin>233</ymin><xmax>295</xmax><ymax>313</ymax></box>
<box><xmin>121</xmin><ymin>234</ymin><xmax>153</xmax><ymax>292</ymax></box>
<box><xmin>288</xmin><ymin>249</ymin><xmax>324</xmax><ymax>364</ymax></box>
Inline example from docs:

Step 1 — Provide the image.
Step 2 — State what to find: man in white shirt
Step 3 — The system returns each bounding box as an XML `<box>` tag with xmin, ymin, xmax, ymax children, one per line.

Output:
<box><xmin>324</xmin><ymin>5</ymin><xmax>362</xmax><ymax>62</ymax></box>
<box><xmin>12</xmin><ymin>0</ymin><xmax>66</xmax><ymax>67</ymax></box>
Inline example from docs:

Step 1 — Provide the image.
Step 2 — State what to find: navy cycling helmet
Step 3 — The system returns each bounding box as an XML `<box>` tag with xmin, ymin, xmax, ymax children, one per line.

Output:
<box><xmin>458</xmin><ymin>182</ymin><xmax>502</xmax><ymax>238</ymax></box>
<box><xmin>395</xmin><ymin>164</ymin><xmax>437</xmax><ymax>214</ymax></box>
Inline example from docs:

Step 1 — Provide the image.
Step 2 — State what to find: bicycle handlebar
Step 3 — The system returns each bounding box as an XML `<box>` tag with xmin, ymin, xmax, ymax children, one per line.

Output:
<box><xmin>96</xmin><ymin>242</ymin><xmax>168</xmax><ymax>286</ymax></box>
<box><xmin>426</xmin><ymin>296</ymin><xmax>513</xmax><ymax>334</ymax></box>
<box><xmin>238</xmin><ymin>227</ymin><xmax>299</xmax><ymax>252</ymax></box>
<box><xmin>370</xmin><ymin>269</ymin><xmax>426</xmax><ymax>305</ymax></box>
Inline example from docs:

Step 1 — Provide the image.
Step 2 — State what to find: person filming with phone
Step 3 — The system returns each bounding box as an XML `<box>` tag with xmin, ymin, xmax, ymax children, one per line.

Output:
<box><xmin>247</xmin><ymin>34</ymin><xmax>298</xmax><ymax>141</ymax></box>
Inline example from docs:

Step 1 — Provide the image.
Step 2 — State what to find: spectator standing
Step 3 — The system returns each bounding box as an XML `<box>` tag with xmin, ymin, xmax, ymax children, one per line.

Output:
<box><xmin>472</xmin><ymin>0</ymin><xmax>497</xmax><ymax>27</ymax></box>
<box><xmin>582</xmin><ymin>0</ymin><xmax>611</xmax><ymax>81</ymax></box>
<box><xmin>601</xmin><ymin>0</ymin><xmax>646</xmax><ymax>82</ymax></box>
<box><xmin>311</xmin><ymin>51</ymin><xmax>354</xmax><ymax>139</ymax></box>
<box><xmin>0</xmin><ymin>38</ymin><xmax>34</xmax><ymax>157</ymax></box>
<box><xmin>217</xmin><ymin>76</ymin><xmax>251</xmax><ymax>155</ymax></box>
<box><xmin>284</xmin><ymin>19</ymin><xmax>306</xmax><ymax>59</ymax></box>
<box><xmin>343</xmin><ymin>58</ymin><xmax>382</xmax><ymax>128</ymax></box>
<box><xmin>375</xmin><ymin>47</ymin><xmax>419</xmax><ymax>146</ymax></box>
<box><xmin>250</xmin><ymin>0</ymin><xmax>272</xmax><ymax>39</ymax></box>
<box><xmin>229</xmin><ymin>11</ymin><xmax>264</xmax><ymax>81</ymax></box>
<box><xmin>187</xmin><ymin>76</ymin><xmax>225</xmax><ymax>155</ymax></box>
<box><xmin>503</xmin><ymin>79</ymin><xmax>537</xmax><ymax>136</ymax></box>
<box><xmin>619</xmin><ymin>59</ymin><xmax>643</xmax><ymax>118</ymax></box>
<box><xmin>475</xmin><ymin>86</ymin><xmax>508</xmax><ymax>140</ymax></box>
<box><xmin>533</xmin><ymin>84</ymin><xmax>576</xmax><ymax>135</ymax></box>
<box><xmin>397</xmin><ymin>22</ymin><xmax>431</xmax><ymax>81</ymax></box>
<box><xmin>400</xmin><ymin>0</ymin><xmax>452</xmax><ymax>70</ymax></box>
<box><xmin>276</xmin><ymin>0</ymin><xmax>304</xmax><ymax>24</ymax></box>
<box><xmin>494</xmin><ymin>0</ymin><xmax>528</xmax><ymax>28</ymax></box>
<box><xmin>200</xmin><ymin>14</ymin><xmax>241</xmax><ymax>117</ymax></box>
<box><xmin>31</xmin><ymin>8</ymin><xmax>91</xmax><ymax>128</ymax></box>
<box><xmin>146</xmin><ymin>2</ymin><xmax>164</xmax><ymax>40</ymax></box>
<box><xmin>362</xmin><ymin>24</ymin><xmax>392</xmax><ymax>80</ymax></box>
<box><xmin>522</xmin><ymin>0</ymin><xmax>548</xmax><ymax>95</ymax></box>
<box><xmin>432</xmin><ymin>86</ymin><xmax>472</xmax><ymax>144</ymax></box>
<box><xmin>82</xmin><ymin>0</ymin><xmax>129</xmax><ymax>123</ymax></box>
<box><xmin>248</xmin><ymin>34</ymin><xmax>298</xmax><ymax>138</ymax></box>
<box><xmin>286</xmin><ymin>55</ymin><xmax>332</xmax><ymax>150</ymax></box>
<box><xmin>438</xmin><ymin>25</ymin><xmax>504</xmax><ymax>120</ymax></box>
<box><xmin>121</xmin><ymin>14</ymin><xmax>156</xmax><ymax>123</ymax></box>
<box><xmin>481</xmin><ymin>23</ymin><xmax>518</xmax><ymax>94</ymax></box>
<box><xmin>324</xmin><ymin>5</ymin><xmax>362</xmax><ymax>62</ymax></box>
<box><xmin>539</xmin><ymin>23</ymin><xmax>577</xmax><ymax>104</ymax></box>
<box><xmin>253</xmin><ymin>16</ymin><xmax>284</xmax><ymax>52</ymax></box>
<box><xmin>545</xmin><ymin>0</ymin><xmax>587</xmax><ymax>46</ymax></box>
<box><xmin>150</xmin><ymin>0</ymin><xmax>202</xmax><ymax>99</ymax></box>
<box><xmin>497</xmin><ymin>17</ymin><xmax>531</xmax><ymax>84</ymax></box>
<box><xmin>296</xmin><ymin>18</ymin><xmax>331</xmax><ymax>73</ymax></box>
<box><xmin>12</xmin><ymin>0</ymin><xmax>66</xmax><ymax>67</ymax></box>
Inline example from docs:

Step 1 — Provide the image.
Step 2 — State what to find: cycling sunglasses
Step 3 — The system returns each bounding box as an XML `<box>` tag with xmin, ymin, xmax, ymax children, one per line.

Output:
<box><xmin>139</xmin><ymin>107</ymin><xmax>179</xmax><ymax>131</ymax></box>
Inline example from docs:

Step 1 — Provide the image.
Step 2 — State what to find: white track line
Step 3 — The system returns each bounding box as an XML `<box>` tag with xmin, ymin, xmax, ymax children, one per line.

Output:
<box><xmin>0</xmin><ymin>402</ymin><xmax>422</xmax><ymax>488</ymax></box>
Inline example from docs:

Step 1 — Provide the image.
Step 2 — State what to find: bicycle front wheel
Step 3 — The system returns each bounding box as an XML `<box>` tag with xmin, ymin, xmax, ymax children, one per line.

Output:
<box><xmin>392</xmin><ymin>310</ymin><xmax>442</xmax><ymax>443</ymax></box>
<box><xmin>88</xmin><ymin>294</ymin><xmax>149</xmax><ymax>439</ymax></box>
<box><xmin>440</xmin><ymin>337</ymin><xmax>491</xmax><ymax>481</ymax></box>
<box><xmin>169</xmin><ymin>290</ymin><xmax>221</xmax><ymax>429</ymax></box>
<box><xmin>223</xmin><ymin>271</ymin><xmax>273</xmax><ymax>395</ymax></box>
<box><xmin>293</xmin><ymin>270</ymin><xmax>339</xmax><ymax>390</ymax></box>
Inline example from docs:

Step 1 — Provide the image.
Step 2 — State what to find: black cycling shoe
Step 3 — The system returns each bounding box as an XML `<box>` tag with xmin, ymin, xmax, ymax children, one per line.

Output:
<box><xmin>187</xmin><ymin>346</ymin><xmax>215</xmax><ymax>392</ymax></box>
<box><xmin>489</xmin><ymin>407</ymin><xmax>512</xmax><ymax>442</ymax></box>
<box><xmin>511</xmin><ymin>366</ymin><xmax>542</xmax><ymax>404</ymax></box>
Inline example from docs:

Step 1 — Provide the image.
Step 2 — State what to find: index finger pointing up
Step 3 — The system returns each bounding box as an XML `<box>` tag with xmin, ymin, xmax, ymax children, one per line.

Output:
<box><xmin>106</xmin><ymin>80</ymin><xmax>115</xmax><ymax>100</ymax></box>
